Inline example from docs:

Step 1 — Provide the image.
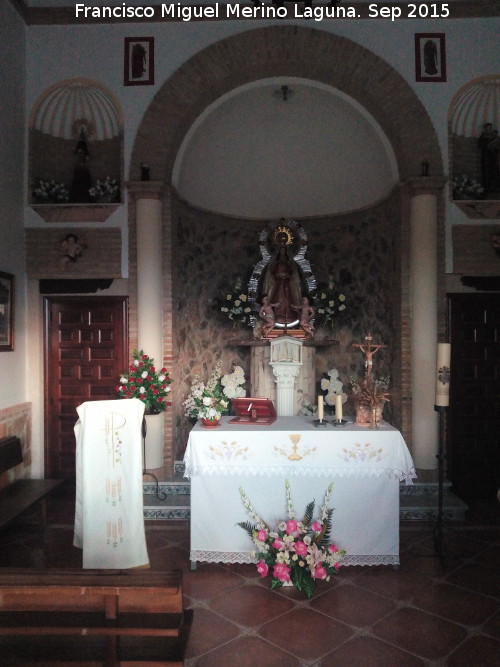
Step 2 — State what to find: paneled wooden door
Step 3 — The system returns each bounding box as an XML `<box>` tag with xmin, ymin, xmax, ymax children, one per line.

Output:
<box><xmin>448</xmin><ymin>293</ymin><xmax>500</xmax><ymax>503</ymax></box>
<box><xmin>44</xmin><ymin>297</ymin><xmax>128</xmax><ymax>479</ymax></box>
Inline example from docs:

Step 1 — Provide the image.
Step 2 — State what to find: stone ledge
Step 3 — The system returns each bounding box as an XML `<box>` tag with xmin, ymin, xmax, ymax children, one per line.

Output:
<box><xmin>30</xmin><ymin>203</ymin><xmax>121</xmax><ymax>223</ymax></box>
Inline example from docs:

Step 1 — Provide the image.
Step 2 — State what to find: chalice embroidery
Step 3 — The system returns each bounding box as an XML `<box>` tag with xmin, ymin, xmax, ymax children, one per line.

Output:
<box><xmin>273</xmin><ymin>434</ymin><xmax>317</xmax><ymax>461</ymax></box>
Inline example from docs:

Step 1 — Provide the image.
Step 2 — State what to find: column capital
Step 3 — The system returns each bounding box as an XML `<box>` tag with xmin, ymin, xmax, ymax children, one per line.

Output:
<box><xmin>126</xmin><ymin>181</ymin><xmax>165</xmax><ymax>200</ymax></box>
<box><xmin>405</xmin><ymin>176</ymin><xmax>447</xmax><ymax>197</ymax></box>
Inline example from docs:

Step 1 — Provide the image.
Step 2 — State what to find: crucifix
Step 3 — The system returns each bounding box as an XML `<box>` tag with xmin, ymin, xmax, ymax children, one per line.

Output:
<box><xmin>351</xmin><ymin>333</ymin><xmax>386</xmax><ymax>383</ymax></box>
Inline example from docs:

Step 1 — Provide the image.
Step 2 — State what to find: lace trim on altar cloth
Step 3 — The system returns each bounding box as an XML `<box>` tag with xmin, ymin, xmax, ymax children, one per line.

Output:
<box><xmin>184</xmin><ymin>465</ymin><xmax>417</xmax><ymax>485</ymax></box>
<box><xmin>189</xmin><ymin>551</ymin><xmax>399</xmax><ymax>567</ymax></box>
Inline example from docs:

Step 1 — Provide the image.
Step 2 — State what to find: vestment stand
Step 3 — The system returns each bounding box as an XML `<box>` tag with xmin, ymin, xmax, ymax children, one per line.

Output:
<box><xmin>142</xmin><ymin>417</ymin><xmax>167</xmax><ymax>500</ymax></box>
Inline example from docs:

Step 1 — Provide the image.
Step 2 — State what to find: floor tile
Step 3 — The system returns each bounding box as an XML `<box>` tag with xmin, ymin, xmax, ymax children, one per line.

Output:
<box><xmin>321</xmin><ymin>635</ymin><xmax>427</xmax><ymax>666</ymax></box>
<box><xmin>191</xmin><ymin>635</ymin><xmax>301</xmax><ymax>666</ymax></box>
<box><xmin>372</xmin><ymin>607</ymin><xmax>467</xmax><ymax>660</ymax></box>
<box><xmin>208</xmin><ymin>583</ymin><xmax>294</xmax><ymax>626</ymax></box>
<box><xmin>352</xmin><ymin>566</ymin><xmax>434</xmax><ymax>602</ymax></box>
<box><xmin>259</xmin><ymin>607</ymin><xmax>353</xmax><ymax>660</ymax></box>
<box><xmin>183</xmin><ymin>563</ymin><xmax>246</xmax><ymax>600</ymax></box>
<box><xmin>445</xmin><ymin>562</ymin><xmax>500</xmax><ymax>599</ymax></box>
<box><xmin>184</xmin><ymin>607</ymin><xmax>240</xmax><ymax>659</ymax></box>
<box><xmin>483</xmin><ymin>610</ymin><xmax>500</xmax><ymax>640</ymax></box>
<box><xmin>412</xmin><ymin>582</ymin><xmax>500</xmax><ymax>626</ymax></box>
<box><xmin>310</xmin><ymin>581</ymin><xmax>396</xmax><ymax>627</ymax></box>
<box><xmin>446</xmin><ymin>634</ymin><xmax>500</xmax><ymax>666</ymax></box>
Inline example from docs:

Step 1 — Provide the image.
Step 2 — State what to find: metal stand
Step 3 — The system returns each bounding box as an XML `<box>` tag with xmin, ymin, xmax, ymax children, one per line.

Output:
<box><xmin>141</xmin><ymin>416</ymin><xmax>167</xmax><ymax>501</ymax></box>
<box><xmin>433</xmin><ymin>405</ymin><xmax>448</xmax><ymax>566</ymax></box>
<box><xmin>313</xmin><ymin>419</ymin><xmax>327</xmax><ymax>428</ymax></box>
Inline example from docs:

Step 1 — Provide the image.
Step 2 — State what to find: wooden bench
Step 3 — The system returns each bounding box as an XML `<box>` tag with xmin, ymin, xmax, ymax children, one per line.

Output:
<box><xmin>0</xmin><ymin>436</ymin><xmax>64</xmax><ymax>531</ymax></box>
<box><xmin>0</xmin><ymin>568</ymin><xmax>191</xmax><ymax>665</ymax></box>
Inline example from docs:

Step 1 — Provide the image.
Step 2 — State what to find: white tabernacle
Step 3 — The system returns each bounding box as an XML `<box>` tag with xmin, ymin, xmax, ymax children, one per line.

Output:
<box><xmin>184</xmin><ymin>416</ymin><xmax>416</xmax><ymax>567</ymax></box>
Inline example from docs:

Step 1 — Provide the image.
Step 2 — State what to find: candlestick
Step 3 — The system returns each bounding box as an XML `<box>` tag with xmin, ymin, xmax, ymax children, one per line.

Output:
<box><xmin>435</xmin><ymin>343</ymin><xmax>451</xmax><ymax>407</ymax></box>
<box><xmin>335</xmin><ymin>394</ymin><xmax>343</xmax><ymax>421</ymax></box>
<box><xmin>317</xmin><ymin>395</ymin><xmax>324</xmax><ymax>421</ymax></box>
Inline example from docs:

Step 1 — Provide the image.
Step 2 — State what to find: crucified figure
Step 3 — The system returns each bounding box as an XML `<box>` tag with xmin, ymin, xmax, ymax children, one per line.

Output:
<box><xmin>351</xmin><ymin>333</ymin><xmax>386</xmax><ymax>383</ymax></box>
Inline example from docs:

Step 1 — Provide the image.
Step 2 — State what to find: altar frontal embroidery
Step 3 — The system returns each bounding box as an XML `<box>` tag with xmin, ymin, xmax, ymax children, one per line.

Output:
<box><xmin>341</xmin><ymin>443</ymin><xmax>384</xmax><ymax>463</ymax></box>
<box><xmin>208</xmin><ymin>440</ymin><xmax>250</xmax><ymax>461</ymax></box>
<box><xmin>274</xmin><ymin>433</ymin><xmax>317</xmax><ymax>461</ymax></box>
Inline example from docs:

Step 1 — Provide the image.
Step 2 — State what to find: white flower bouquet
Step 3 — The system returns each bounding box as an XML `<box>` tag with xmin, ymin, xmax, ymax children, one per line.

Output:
<box><xmin>220</xmin><ymin>365</ymin><xmax>246</xmax><ymax>399</ymax></box>
<box><xmin>314</xmin><ymin>278</ymin><xmax>346</xmax><ymax>328</ymax></box>
<box><xmin>32</xmin><ymin>178</ymin><xmax>69</xmax><ymax>203</ymax></box>
<box><xmin>219</xmin><ymin>278</ymin><xmax>252</xmax><ymax>328</ymax></box>
<box><xmin>182</xmin><ymin>361</ymin><xmax>229</xmax><ymax>422</ymax></box>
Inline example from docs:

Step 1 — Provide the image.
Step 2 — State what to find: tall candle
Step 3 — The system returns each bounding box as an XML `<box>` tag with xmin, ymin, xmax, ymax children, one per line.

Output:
<box><xmin>335</xmin><ymin>394</ymin><xmax>343</xmax><ymax>421</ymax></box>
<box><xmin>317</xmin><ymin>395</ymin><xmax>324</xmax><ymax>421</ymax></box>
<box><xmin>435</xmin><ymin>343</ymin><xmax>451</xmax><ymax>407</ymax></box>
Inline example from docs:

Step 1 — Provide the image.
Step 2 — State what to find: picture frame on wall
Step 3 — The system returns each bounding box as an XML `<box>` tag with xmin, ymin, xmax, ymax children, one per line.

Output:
<box><xmin>0</xmin><ymin>271</ymin><xmax>14</xmax><ymax>352</ymax></box>
<box><xmin>124</xmin><ymin>37</ymin><xmax>154</xmax><ymax>86</ymax></box>
<box><xmin>415</xmin><ymin>33</ymin><xmax>446</xmax><ymax>82</ymax></box>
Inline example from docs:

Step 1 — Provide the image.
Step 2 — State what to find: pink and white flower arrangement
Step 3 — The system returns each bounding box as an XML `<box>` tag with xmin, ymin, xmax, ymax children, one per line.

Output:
<box><xmin>238</xmin><ymin>480</ymin><xmax>345</xmax><ymax>598</ymax></box>
<box><xmin>116</xmin><ymin>349</ymin><xmax>172</xmax><ymax>413</ymax></box>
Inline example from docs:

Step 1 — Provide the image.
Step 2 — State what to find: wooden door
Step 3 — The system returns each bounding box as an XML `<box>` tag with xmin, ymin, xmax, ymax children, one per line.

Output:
<box><xmin>448</xmin><ymin>294</ymin><xmax>500</xmax><ymax>502</ymax></box>
<box><xmin>44</xmin><ymin>297</ymin><xmax>128</xmax><ymax>479</ymax></box>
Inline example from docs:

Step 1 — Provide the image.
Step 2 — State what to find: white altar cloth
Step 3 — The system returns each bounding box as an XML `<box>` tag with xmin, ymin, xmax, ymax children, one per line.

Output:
<box><xmin>184</xmin><ymin>416</ymin><xmax>416</xmax><ymax>567</ymax></box>
<box><xmin>73</xmin><ymin>398</ymin><xmax>149</xmax><ymax>569</ymax></box>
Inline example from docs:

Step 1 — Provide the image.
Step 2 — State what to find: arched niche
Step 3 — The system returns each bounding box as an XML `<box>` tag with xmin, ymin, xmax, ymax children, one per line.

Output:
<box><xmin>128</xmin><ymin>25</ymin><xmax>444</xmax><ymax>462</ymax></box>
<box><xmin>449</xmin><ymin>75</ymin><xmax>500</xmax><ymax>218</ymax></box>
<box><xmin>29</xmin><ymin>78</ymin><xmax>124</xmax><ymax>221</ymax></box>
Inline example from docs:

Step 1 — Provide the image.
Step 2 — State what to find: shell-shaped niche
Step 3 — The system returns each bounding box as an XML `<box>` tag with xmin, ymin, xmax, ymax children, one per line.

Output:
<box><xmin>29</xmin><ymin>78</ymin><xmax>123</xmax><ymax>215</ymax></box>
<box><xmin>449</xmin><ymin>75</ymin><xmax>500</xmax><ymax>207</ymax></box>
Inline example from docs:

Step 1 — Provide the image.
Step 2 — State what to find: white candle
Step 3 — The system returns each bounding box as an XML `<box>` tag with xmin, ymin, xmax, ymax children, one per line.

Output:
<box><xmin>335</xmin><ymin>394</ymin><xmax>343</xmax><ymax>421</ymax></box>
<box><xmin>435</xmin><ymin>343</ymin><xmax>451</xmax><ymax>407</ymax></box>
<box><xmin>317</xmin><ymin>395</ymin><xmax>324</xmax><ymax>421</ymax></box>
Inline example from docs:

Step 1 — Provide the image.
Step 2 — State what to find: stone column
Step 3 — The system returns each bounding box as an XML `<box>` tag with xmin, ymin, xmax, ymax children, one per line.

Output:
<box><xmin>407</xmin><ymin>177</ymin><xmax>446</xmax><ymax>470</ymax></box>
<box><xmin>127</xmin><ymin>181</ymin><xmax>164</xmax><ymax>469</ymax></box>
<box><xmin>270</xmin><ymin>364</ymin><xmax>302</xmax><ymax>416</ymax></box>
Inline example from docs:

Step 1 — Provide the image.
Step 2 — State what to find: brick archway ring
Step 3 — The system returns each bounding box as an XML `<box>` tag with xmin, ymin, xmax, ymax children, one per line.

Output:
<box><xmin>130</xmin><ymin>25</ymin><xmax>442</xmax><ymax>183</ymax></box>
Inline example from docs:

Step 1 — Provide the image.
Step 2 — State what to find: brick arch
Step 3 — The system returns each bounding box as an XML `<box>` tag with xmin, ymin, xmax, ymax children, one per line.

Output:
<box><xmin>130</xmin><ymin>25</ymin><xmax>442</xmax><ymax>183</ymax></box>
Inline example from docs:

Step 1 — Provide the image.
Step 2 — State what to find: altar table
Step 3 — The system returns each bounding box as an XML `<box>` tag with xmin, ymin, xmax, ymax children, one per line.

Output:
<box><xmin>184</xmin><ymin>416</ymin><xmax>416</xmax><ymax>567</ymax></box>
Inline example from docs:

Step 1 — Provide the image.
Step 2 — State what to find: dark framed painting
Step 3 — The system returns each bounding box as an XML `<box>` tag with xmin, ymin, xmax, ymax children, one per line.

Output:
<box><xmin>415</xmin><ymin>33</ymin><xmax>447</xmax><ymax>82</ymax></box>
<box><xmin>124</xmin><ymin>37</ymin><xmax>154</xmax><ymax>86</ymax></box>
<box><xmin>0</xmin><ymin>271</ymin><xmax>14</xmax><ymax>351</ymax></box>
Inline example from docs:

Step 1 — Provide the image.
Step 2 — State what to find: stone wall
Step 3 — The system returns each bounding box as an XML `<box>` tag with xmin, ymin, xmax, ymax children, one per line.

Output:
<box><xmin>171</xmin><ymin>190</ymin><xmax>402</xmax><ymax>456</ymax></box>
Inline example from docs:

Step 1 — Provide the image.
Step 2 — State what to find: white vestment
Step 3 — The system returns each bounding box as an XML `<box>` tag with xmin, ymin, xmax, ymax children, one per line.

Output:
<box><xmin>73</xmin><ymin>398</ymin><xmax>149</xmax><ymax>569</ymax></box>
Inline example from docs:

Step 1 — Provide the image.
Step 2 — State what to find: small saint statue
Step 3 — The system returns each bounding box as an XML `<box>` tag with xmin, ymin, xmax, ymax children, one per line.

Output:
<box><xmin>59</xmin><ymin>233</ymin><xmax>86</xmax><ymax>271</ymax></box>
<box><xmin>291</xmin><ymin>296</ymin><xmax>315</xmax><ymax>338</ymax></box>
<box><xmin>258</xmin><ymin>294</ymin><xmax>280</xmax><ymax>337</ymax></box>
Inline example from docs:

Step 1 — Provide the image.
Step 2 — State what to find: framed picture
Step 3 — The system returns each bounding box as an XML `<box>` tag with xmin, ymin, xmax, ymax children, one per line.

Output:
<box><xmin>415</xmin><ymin>33</ymin><xmax>446</xmax><ymax>82</ymax></box>
<box><xmin>124</xmin><ymin>37</ymin><xmax>154</xmax><ymax>86</ymax></box>
<box><xmin>0</xmin><ymin>271</ymin><xmax>14</xmax><ymax>352</ymax></box>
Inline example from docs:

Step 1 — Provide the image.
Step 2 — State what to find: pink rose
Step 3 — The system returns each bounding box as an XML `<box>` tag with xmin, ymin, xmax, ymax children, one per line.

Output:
<box><xmin>334</xmin><ymin>562</ymin><xmax>341</xmax><ymax>571</ymax></box>
<box><xmin>273</xmin><ymin>563</ymin><xmax>291</xmax><ymax>582</ymax></box>
<box><xmin>285</xmin><ymin>520</ymin><xmax>298</xmax><ymax>535</ymax></box>
<box><xmin>294</xmin><ymin>540</ymin><xmax>308</xmax><ymax>557</ymax></box>
<box><xmin>313</xmin><ymin>563</ymin><xmax>327</xmax><ymax>580</ymax></box>
<box><xmin>311</xmin><ymin>521</ymin><xmax>322</xmax><ymax>532</ymax></box>
<box><xmin>272</xmin><ymin>538</ymin><xmax>283</xmax><ymax>549</ymax></box>
<box><xmin>328</xmin><ymin>544</ymin><xmax>339</xmax><ymax>553</ymax></box>
<box><xmin>257</xmin><ymin>529</ymin><xmax>268</xmax><ymax>543</ymax></box>
<box><xmin>256</xmin><ymin>560</ymin><xmax>268</xmax><ymax>578</ymax></box>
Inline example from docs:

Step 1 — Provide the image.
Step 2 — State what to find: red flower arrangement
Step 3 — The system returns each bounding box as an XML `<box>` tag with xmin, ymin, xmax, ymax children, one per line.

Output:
<box><xmin>116</xmin><ymin>349</ymin><xmax>173</xmax><ymax>413</ymax></box>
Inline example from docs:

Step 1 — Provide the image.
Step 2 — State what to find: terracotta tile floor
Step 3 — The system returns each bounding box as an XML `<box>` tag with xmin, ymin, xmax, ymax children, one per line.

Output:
<box><xmin>0</xmin><ymin>493</ymin><xmax>499</xmax><ymax>666</ymax></box>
